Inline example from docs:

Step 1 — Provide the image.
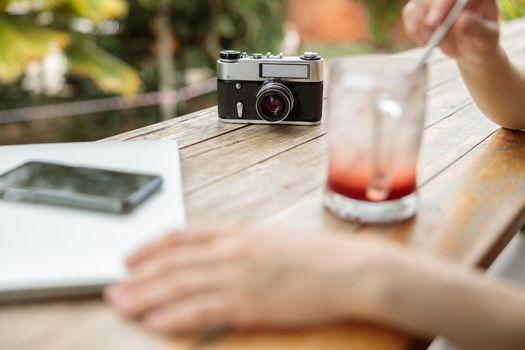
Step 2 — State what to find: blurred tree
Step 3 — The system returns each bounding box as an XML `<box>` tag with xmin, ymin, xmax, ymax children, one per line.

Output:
<box><xmin>498</xmin><ymin>0</ymin><xmax>525</xmax><ymax>19</ymax></box>
<box><xmin>0</xmin><ymin>0</ymin><xmax>288</xmax><ymax>145</ymax></box>
<box><xmin>0</xmin><ymin>0</ymin><xmax>140</xmax><ymax>95</ymax></box>
<box><xmin>137</xmin><ymin>0</ymin><xmax>287</xmax><ymax>118</ymax></box>
<box><xmin>355</xmin><ymin>0</ymin><xmax>406</xmax><ymax>49</ymax></box>
<box><xmin>136</xmin><ymin>0</ymin><xmax>177</xmax><ymax>120</ymax></box>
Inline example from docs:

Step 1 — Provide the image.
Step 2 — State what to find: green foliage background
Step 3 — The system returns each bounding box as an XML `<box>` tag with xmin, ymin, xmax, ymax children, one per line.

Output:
<box><xmin>0</xmin><ymin>0</ymin><xmax>288</xmax><ymax>144</ymax></box>
<box><xmin>0</xmin><ymin>0</ymin><xmax>140</xmax><ymax>95</ymax></box>
<box><xmin>0</xmin><ymin>0</ymin><xmax>287</xmax><ymax>97</ymax></box>
<box><xmin>356</xmin><ymin>0</ymin><xmax>406</xmax><ymax>48</ymax></box>
<box><xmin>138</xmin><ymin>0</ymin><xmax>286</xmax><ymax>61</ymax></box>
<box><xmin>498</xmin><ymin>0</ymin><xmax>525</xmax><ymax>19</ymax></box>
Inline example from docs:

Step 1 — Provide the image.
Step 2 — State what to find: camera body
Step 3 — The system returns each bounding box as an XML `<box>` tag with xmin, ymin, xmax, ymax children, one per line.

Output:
<box><xmin>217</xmin><ymin>50</ymin><xmax>324</xmax><ymax>125</ymax></box>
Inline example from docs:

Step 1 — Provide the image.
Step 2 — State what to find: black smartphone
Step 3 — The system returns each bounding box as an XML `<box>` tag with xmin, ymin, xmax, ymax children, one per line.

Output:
<box><xmin>0</xmin><ymin>161</ymin><xmax>163</xmax><ymax>214</ymax></box>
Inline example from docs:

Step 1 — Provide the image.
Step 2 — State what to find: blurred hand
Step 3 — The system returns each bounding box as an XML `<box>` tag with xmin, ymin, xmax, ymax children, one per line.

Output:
<box><xmin>402</xmin><ymin>0</ymin><xmax>500</xmax><ymax>66</ymax></box>
<box><xmin>105</xmin><ymin>227</ymin><xmax>398</xmax><ymax>333</ymax></box>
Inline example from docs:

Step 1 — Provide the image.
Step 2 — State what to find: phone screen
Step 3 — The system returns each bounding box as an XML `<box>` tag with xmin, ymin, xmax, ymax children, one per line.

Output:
<box><xmin>0</xmin><ymin>161</ymin><xmax>163</xmax><ymax>213</ymax></box>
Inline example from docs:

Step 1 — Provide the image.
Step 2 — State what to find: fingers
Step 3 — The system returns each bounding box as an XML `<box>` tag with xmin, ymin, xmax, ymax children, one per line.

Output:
<box><xmin>403</xmin><ymin>0</ymin><xmax>500</xmax><ymax>61</ymax></box>
<box><xmin>105</xmin><ymin>267</ymin><xmax>221</xmax><ymax>318</ymax></box>
<box><xmin>126</xmin><ymin>228</ymin><xmax>227</xmax><ymax>267</ymax></box>
<box><xmin>123</xmin><ymin>239</ymin><xmax>246</xmax><ymax>289</ymax></box>
<box><xmin>128</xmin><ymin>231</ymin><xmax>249</xmax><ymax>274</ymax></box>
<box><xmin>142</xmin><ymin>293</ymin><xmax>230</xmax><ymax>333</ymax></box>
<box><xmin>126</xmin><ymin>245</ymin><xmax>225</xmax><ymax>284</ymax></box>
<box><xmin>108</xmin><ymin>231</ymin><xmax>252</xmax><ymax>318</ymax></box>
<box><xmin>423</xmin><ymin>0</ymin><xmax>497</xmax><ymax>28</ymax></box>
<box><xmin>424</xmin><ymin>0</ymin><xmax>457</xmax><ymax>27</ymax></box>
<box><xmin>403</xmin><ymin>0</ymin><xmax>434</xmax><ymax>46</ymax></box>
<box><xmin>403</xmin><ymin>0</ymin><xmax>476</xmax><ymax>45</ymax></box>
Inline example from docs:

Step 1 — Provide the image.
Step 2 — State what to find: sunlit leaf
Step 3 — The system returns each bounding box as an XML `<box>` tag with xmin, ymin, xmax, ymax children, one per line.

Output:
<box><xmin>4</xmin><ymin>0</ymin><xmax>66</xmax><ymax>12</ymax></box>
<box><xmin>66</xmin><ymin>36</ymin><xmax>140</xmax><ymax>95</ymax></box>
<box><xmin>68</xmin><ymin>0</ymin><xmax>127</xmax><ymax>23</ymax></box>
<box><xmin>0</xmin><ymin>16</ymin><xmax>69</xmax><ymax>83</ymax></box>
<box><xmin>498</xmin><ymin>0</ymin><xmax>525</xmax><ymax>20</ymax></box>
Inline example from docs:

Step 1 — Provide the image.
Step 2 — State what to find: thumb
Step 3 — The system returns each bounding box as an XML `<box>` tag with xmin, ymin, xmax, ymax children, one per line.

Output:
<box><xmin>425</xmin><ymin>0</ymin><xmax>457</xmax><ymax>27</ymax></box>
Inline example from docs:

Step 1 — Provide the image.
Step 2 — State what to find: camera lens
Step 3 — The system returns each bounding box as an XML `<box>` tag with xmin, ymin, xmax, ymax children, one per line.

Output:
<box><xmin>264</xmin><ymin>96</ymin><xmax>283</xmax><ymax>114</ymax></box>
<box><xmin>256</xmin><ymin>81</ymin><xmax>295</xmax><ymax>123</ymax></box>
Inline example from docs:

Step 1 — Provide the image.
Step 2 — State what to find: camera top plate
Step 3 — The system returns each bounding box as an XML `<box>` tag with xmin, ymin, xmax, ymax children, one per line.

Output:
<box><xmin>217</xmin><ymin>51</ymin><xmax>324</xmax><ymax>83</ymax></box>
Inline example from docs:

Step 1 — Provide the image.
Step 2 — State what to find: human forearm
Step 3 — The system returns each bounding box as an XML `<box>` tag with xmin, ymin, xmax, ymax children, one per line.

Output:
<box><xmin>403</xmin><ymin>0</ymin><xmax>525</xmax><ymax>128</ymax></box>
<box><xmin>108</xmin><ymin>229</ymin><xmax>525</xmax><ymax>342</ymax></box>
<box><xmin>458</xmin><ymin>45</ymin><xmax>525</xmax><ymax>130</ymax></box>
<box><xmin>362</xmin><ymin>249</ymin><xmax>525</xmax><ymax>349</ymax></box>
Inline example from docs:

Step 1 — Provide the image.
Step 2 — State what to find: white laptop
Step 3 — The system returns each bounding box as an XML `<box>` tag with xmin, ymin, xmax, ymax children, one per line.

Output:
<box><xmin>0</xmin><ymin>141</ymin><xmax>186</xmax><ymax>302</ymax></box>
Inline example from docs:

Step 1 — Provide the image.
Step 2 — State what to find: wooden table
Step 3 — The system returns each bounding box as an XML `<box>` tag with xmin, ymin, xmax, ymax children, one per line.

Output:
<box><xmin>2</xmin><ymin>18</ymin><xmax>525</xmax><ymax>350</ymax></box>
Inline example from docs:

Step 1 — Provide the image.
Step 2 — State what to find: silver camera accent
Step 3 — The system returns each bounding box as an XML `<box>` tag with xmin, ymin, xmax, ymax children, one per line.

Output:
<box><xmin>217</xmin><ymin>51</ymin><xmax>324</xmax><ymax>84</ymax></box>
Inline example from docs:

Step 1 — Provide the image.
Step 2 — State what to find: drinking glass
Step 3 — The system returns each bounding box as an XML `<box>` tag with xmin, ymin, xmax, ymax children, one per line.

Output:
<box><xmin>324</xmin><ymin>56</ymin><xmax>427</xmax><ymax>223</ymax></box>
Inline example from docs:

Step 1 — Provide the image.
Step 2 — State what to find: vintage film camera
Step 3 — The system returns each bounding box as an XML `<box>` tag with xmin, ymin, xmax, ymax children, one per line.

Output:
<box><xmin>217</xmin><ymin>50</ymin><xmax>324</xmax><ymax>125</ymax></box>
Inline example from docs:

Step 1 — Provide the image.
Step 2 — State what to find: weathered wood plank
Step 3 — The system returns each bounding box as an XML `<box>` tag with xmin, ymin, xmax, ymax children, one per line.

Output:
<box><xmin>197</xmin><ymin>324</ymin><xmax>412</xmax><ymax>350</ymax></box>
<box><xmin>181</xmin><ymin>124</ymin><xmax>325</xmax><ymax>194</ymax></box>
<box><xmin>261</xmin><ymin>128</ymin><xmax>525</xmax><ymax>274</ymax></box>
<box><xmin>355</xmin><ymin>128</ymin><xmax>525</xmax><ymax>269</ymax></box>
<box><xmin>184</xmin><ymin>103</ymin><xmax>499</xmax><ymax>227</ymax></box>
<box><xmin>105</xmin><ymin>106</ymin><xmax>250</xmax><ymax>149</ymax></box>
<box><xmin>262</xmin><ymin>104</ymin><xmax>500</xmax><ymax>232</ymax></box>
<box><xmin>0</xmin><ymin>299</ymin><xmax>193</xmax><ymax>350</ymax></box>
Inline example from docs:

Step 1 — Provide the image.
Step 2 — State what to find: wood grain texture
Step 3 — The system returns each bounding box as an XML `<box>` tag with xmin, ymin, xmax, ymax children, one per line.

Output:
<box><xmin>2</xmin><ymin>17</ymin><xmax>525</xmax><ymax>350</ymax></box>
<box><xmin>197</xmin><ymin>324</ymin><xmax>412</xmax><ymax>350</ymax></box>
<box><xmin>0</xmin><ymin>299</ymin><xmax>193</xmax><ymax>350</ymax></box>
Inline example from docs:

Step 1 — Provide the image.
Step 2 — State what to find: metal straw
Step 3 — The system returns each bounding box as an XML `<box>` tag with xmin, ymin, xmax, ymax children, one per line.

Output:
<box><xmin>415</xmin><ymin>0</ymin><xmax>470</xmax><ymax>71</ymax></box>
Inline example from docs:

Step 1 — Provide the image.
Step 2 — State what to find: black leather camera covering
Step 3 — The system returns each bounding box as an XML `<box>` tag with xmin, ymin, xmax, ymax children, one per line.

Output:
<box><xmin>218</xmin><ymin>80</ymin><xmax>323</xmax><ymax>123</ymax></box>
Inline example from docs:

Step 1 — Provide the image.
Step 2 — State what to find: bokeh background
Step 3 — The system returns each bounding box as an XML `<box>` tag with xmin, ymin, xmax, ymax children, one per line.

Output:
<box><xmin>1</xmin><ymin>0</ymin><xmax>524</xmax><ymax>145</ymax></box>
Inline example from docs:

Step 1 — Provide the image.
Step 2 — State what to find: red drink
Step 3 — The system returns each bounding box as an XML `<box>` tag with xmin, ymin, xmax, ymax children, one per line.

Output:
<box><xmin>325</xmin><ymin>55</ymin><xmax>426</xmax><ymax>222</ymax></box>
<box><xmin>328</xmin><ymin>157</ymin><xmax>417</xmax><ymax>202</ymax></box>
